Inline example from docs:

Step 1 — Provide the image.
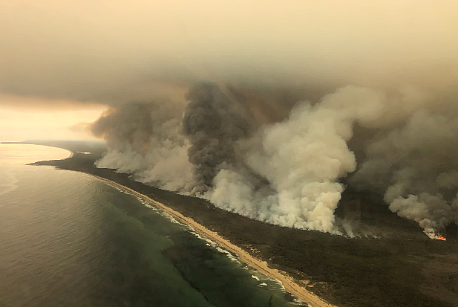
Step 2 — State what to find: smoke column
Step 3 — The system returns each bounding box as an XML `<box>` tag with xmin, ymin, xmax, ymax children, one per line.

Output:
<box><xmin>91</xmin><ymin>83</ymin><xmax>458</xmax><ymax>238</ymax></box>
<box><xmin>91</xmin><ymin>101</ymin><xmax>195</xmax><ymax>191</ymax></box>
<box><xmin>182</xmin><ymin>83</ymin><xmax>254</xmax><ymax>194</ymax></box>
<box><xmin>352</xmin><ymin>110</ymin><xmax>458</xmax><ymax>237</ymax></box>
<box><xmin>206</xmin><ymin>86</ymin><xmax>387</xmax><ymax>233</ymax></box>
<box><xmin>1</xmin><ymin>0</ymin><xmax>457</xmax><ymax>238</ymax></box>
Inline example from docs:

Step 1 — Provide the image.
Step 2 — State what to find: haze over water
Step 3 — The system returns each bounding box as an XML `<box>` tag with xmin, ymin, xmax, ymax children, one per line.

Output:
<box><xmin>0</xmin><ymin>144</ymin><xmax>303</xmax><ymax>307</ymax></box>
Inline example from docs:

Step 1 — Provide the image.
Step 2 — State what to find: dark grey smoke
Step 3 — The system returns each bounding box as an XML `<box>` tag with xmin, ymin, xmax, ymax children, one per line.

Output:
<box><xmin>182</xmin><ymin>83</ymin><xmax>254</xmax><ymax>193</ymax></box>
<box><xmin>89</xmin><ymin>82</ymin><xmax>458</xmax><ymax>238</ymax></box>
<box><xmin>90</xmin><ymin>100</ymin><xmax>194</xmax><ymax>191</ymax></box>
<box><xmin>92</xmin><ymin>103</ymin><xmax>155</xmax><ymax>152</ymax></box>
<box><xmin>350</xmin><ymin>110</ymin><xmax>458</xmax><ymax>237</ymax></box>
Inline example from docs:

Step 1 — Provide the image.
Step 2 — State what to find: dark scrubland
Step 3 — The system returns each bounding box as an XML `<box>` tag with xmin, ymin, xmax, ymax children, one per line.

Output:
<box><xmin>23</xmin><ymin>141</ymin><xmax>458</xmax><ymax>307</ymax></box>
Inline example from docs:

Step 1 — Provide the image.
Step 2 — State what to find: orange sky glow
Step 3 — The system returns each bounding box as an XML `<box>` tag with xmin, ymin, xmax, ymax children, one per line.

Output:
<box><xmin>0</xmin><ymin>95</ymin><xmax>106</xmax><ymax>141</ymax></box>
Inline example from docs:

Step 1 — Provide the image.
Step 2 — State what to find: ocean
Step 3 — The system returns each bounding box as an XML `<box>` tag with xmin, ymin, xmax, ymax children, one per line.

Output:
<box><xmin>0</xmin><ymin>144</ymin><xmax>305</xmax><ymax>307</ymax></box>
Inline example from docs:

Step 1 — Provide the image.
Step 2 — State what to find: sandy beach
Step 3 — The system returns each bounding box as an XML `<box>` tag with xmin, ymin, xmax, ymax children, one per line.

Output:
<box><xmin>92</xmin><ymin>174</ymin><xmax>336</xmax><ymax>307</ymax></box>
<box><xmin>27</xmin><ymin>143</ymin><xmax>458</xmax><ymax>307</ymax></box>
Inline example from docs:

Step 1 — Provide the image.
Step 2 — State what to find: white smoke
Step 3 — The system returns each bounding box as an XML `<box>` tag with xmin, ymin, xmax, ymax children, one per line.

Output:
<box><xmin>92</xmin><ymin>84</ymin><xmax>458</xmax><ymax>238</ymax></box>
<box><xmin>206</xmin><ymin>86</ymin><xmax>386</xmax><ymax>233</ymax></box>
<box><xmin>93</xmin><ymin>102</ymin><xmax>195</xmax><ymax>192</ymax></box>
<box><xmin>353</xmin><ymin>110</ymin><xmax>458</xmax><ymax>237</ymax></box>
<box><xmin>97</xmin><ymin>142</ymin><xmax>194</xmax><ymax>192</ymax></box>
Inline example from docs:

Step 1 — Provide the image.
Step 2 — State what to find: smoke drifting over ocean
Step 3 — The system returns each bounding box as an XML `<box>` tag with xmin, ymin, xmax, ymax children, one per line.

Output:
<box><xmin>2</xmin><ymin>1</ymin><xmax>458</xmax><ymax>237</ymax></box>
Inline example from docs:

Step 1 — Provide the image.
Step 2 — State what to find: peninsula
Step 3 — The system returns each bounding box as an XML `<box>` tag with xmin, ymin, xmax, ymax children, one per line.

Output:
<box><xmin>22</xmin><ymin>140</ymin><xmax>458</xmax><ymax>307</ymax></box>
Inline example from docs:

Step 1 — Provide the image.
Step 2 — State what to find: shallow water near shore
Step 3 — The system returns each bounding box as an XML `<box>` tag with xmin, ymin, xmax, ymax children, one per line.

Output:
<box><xmin>0</xmin><ymin>144</ymin><xmax>306</xmax><ymax>307</ymax></box>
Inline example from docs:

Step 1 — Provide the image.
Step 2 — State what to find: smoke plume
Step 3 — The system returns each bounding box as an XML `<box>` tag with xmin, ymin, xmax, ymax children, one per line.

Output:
<box><xmin>2</xmin><ymin>1</ymin><xmax>458</xmax><ymax>237</ymax></box>
<box><xmin>90</xmin><ymin>79</ymin><xmax>458</xmax><ymax>238</ymax></box>
<box><xmin>352</xmin><ymin>110</ymin><xmax>458</xmax><ymax>237</ymax></box>
<box><xmin>91</xmin><ymin>101</ymin><xmax>195</xmax><ymax>191</ymax></box>
<box><xmin>182</xmin><ymin>83</ymin><xmax>254</xmax><ymax>193</ymax></box>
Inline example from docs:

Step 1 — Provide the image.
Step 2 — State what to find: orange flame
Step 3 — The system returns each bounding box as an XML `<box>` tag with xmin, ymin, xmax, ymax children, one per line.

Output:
<box><xmin>435</xmin><ymin>235</ymin><xmax>446</xmax><ymax>241</ymax></box>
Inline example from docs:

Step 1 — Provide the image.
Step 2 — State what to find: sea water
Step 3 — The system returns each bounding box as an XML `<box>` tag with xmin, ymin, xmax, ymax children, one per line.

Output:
<box><xmin>0</xmin><ymin>144</ymin><xmax>307</xmax><ymax>307</ymax></box>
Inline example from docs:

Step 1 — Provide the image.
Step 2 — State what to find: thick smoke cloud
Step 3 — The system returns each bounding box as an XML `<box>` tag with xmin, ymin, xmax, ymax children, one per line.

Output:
<box><xmin>91</xmin><ymin>101</ymin><xmax>195</xmax><ymax>191</ymax></box>
<box><xmin>6</xmin><ymin>1</ymin><xmax>456</xmax><ymax>237</ymax></box>
<box><xmin>352</xmin><ymin>111</ymin><xmax>458</xmax><ymax>237</ymax></box>
<box><xmin>92</xmin><ymin>103</ymin><xmax>154</xmax><ymax>152</ymax></box>
<box><xmin>2</xmin><ymin>1</ymin><xmax>458</xmax><ymax>108</ymax></box>
<box><xmin>182</xmin><ymin>83</ymin><xmax>253</xmax><ymax>193</ymax></box>
<box><xmin>207</xmin><ymin>86</ymin><xmax>386</xmax><ymax>233</ymax></box>
<box><xmin>92</xmin><ymin>82</ymin><xmax>458</xmax><ymax>238</ymax></box>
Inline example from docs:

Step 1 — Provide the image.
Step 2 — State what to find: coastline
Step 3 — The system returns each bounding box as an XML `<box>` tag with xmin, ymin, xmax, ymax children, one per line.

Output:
<box><xmin>92</xmin><ymin>174</ymin><xmax>336</xmax><ymax>307</ymax></box>
<box><xmin>65</xmin><ymin>149</ymin><xmax>74</xmax><ymax>159</ymax></box>
<box><xmin>28</xmin><ymin>146</ymin><xmax>458</xmax><ymax>307</ymax></box>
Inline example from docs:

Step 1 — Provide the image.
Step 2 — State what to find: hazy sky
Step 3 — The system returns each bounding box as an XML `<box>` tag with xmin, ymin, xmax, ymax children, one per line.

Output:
<box><xmin>0</xmin><ymin>94</ymin><xmax>105</xmax><ymax>140</ymax></box>
<box><xmin>1</xmin><ymin>0</ymin><xmax>457</xmax><ymax>140</ymax></box>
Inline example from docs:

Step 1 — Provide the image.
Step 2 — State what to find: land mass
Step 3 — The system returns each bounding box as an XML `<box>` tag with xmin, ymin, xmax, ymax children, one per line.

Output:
<box><xmin>13</xmin><ymin>140</ymin><xmax>458</xmax><ymax>307</ymax></box>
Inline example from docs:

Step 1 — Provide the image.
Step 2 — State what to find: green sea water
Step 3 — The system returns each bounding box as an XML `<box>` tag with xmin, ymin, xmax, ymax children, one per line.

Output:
<box><xmin>0</xmin><ymin>144</ymin><xmax>307</xmax><ymax>307</ymax></box>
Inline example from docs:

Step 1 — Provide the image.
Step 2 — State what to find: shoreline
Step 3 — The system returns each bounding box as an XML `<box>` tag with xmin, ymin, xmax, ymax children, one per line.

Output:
<box><xmin>0</xmin><ymin>142</ymin><xmax>74</xmax><ymax>160</ymax></box>
<box><xmin>65</xmin><ymin>149</ymin><xmax>74</xmax><ymax>159</ymax></box>
<box><xmin>92</xmin><ymin>174</ymin><xmax>336</xmax><ymax>307</ymax></box>
<box><xmin>28</xmin><ymin>146</ymin><xmax>458</xmax><ymax>307</ymax></box>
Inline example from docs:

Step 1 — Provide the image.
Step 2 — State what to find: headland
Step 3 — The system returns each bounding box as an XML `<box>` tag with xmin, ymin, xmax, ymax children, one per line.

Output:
<box><xmin>20</xmin><ymin>141</ymin><xmax>458</xmax><ymax>307</ymax></box>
